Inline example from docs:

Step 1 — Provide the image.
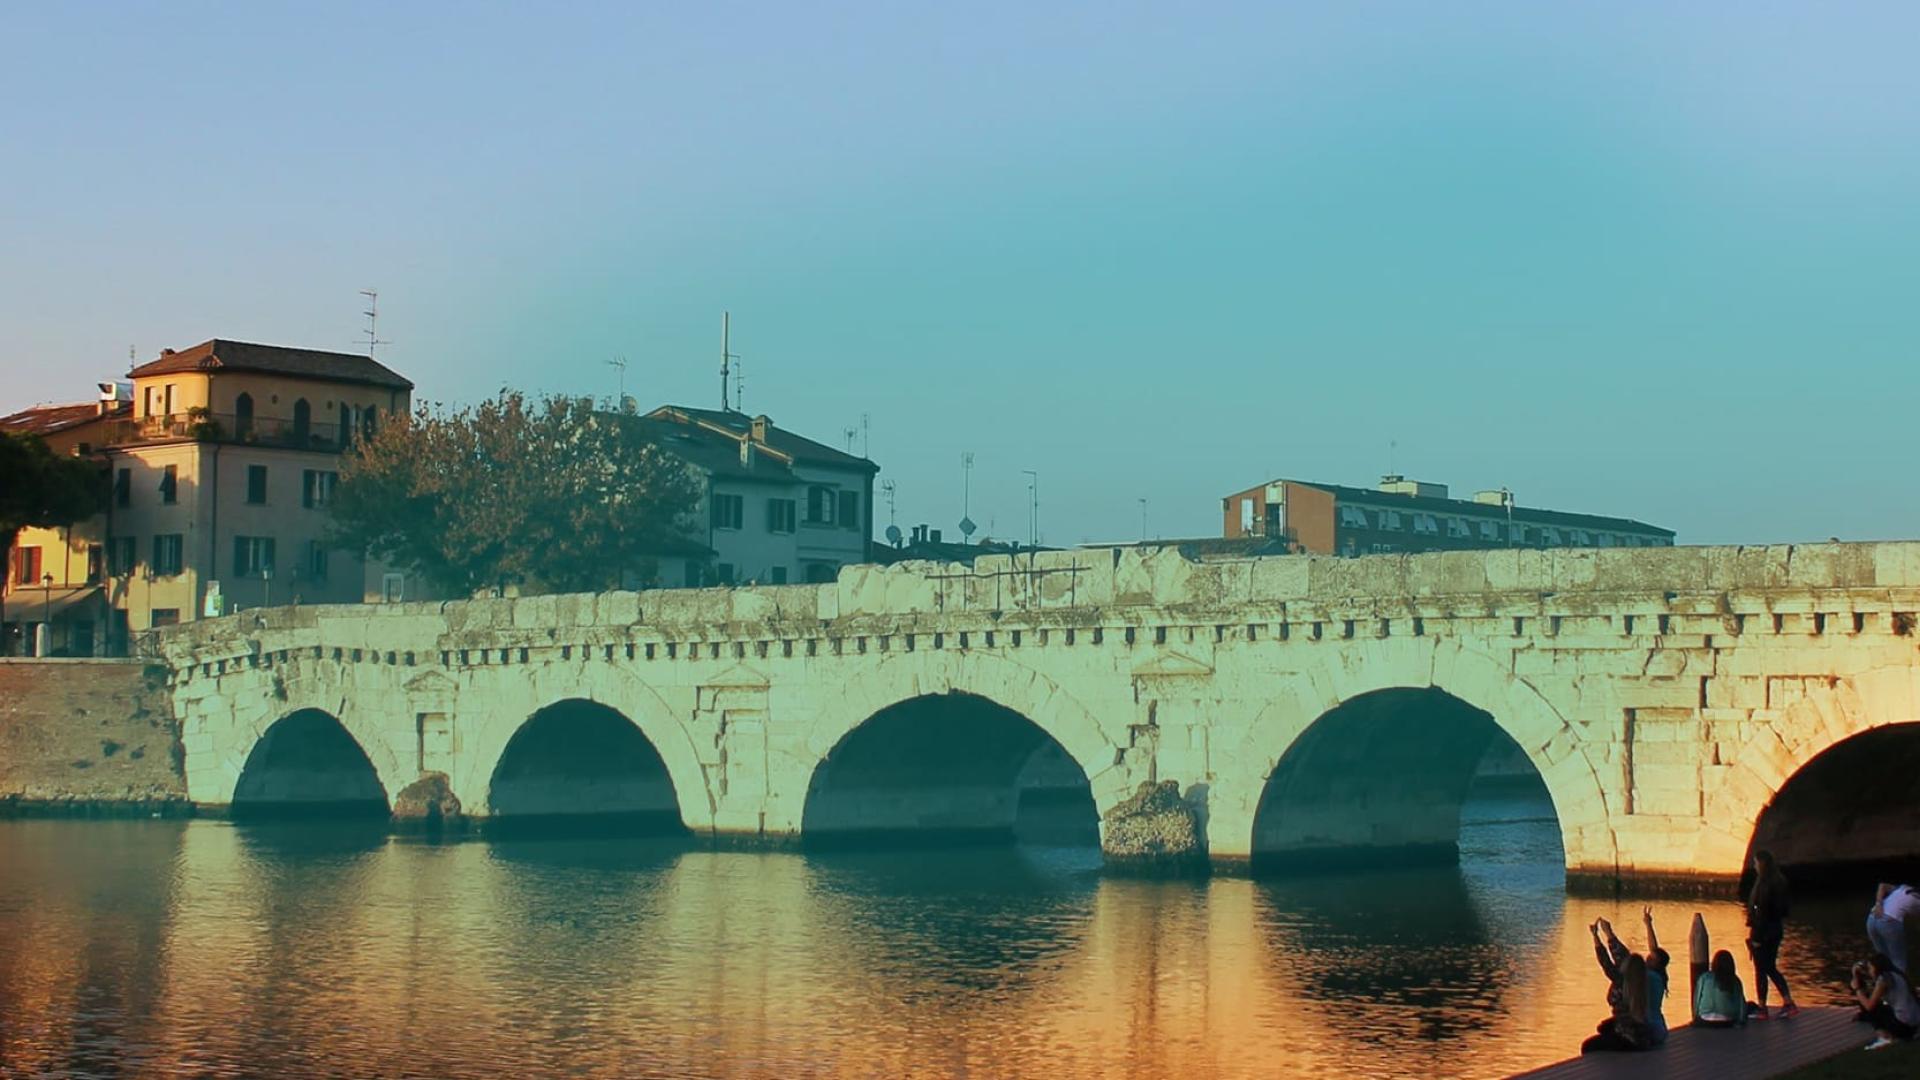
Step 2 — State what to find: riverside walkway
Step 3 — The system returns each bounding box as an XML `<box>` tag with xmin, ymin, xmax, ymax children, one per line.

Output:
<box><xmin>1511</xmin><ymin>1007</ymin><xmax>1862</xmax><ymax>1079</ymax></box>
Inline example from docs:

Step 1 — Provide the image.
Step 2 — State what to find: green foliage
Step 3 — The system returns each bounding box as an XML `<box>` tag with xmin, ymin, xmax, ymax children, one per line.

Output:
<box><xmin>0</xmin><ymin>431</ymin><xmax>108</xmax><ymax>572</ymax></box>
<box><xmin>329</xmin><ymin>392</ymin><xmax>702</xmax><ymax>596</ymax></box>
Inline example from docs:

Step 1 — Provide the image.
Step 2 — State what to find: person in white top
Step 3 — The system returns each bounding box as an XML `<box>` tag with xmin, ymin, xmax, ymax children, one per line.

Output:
<box><xmin>1868</xmin><ymin>884</ymin><xmax>1917</xmax><ymax>972</ymax></box>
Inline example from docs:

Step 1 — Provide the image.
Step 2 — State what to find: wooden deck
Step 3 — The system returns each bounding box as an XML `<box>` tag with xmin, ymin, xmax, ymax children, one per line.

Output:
<box><xmin>1509</xmin><ymin>1007</ymin><xmax>1867</xmax><ymax>1080</ymax></box>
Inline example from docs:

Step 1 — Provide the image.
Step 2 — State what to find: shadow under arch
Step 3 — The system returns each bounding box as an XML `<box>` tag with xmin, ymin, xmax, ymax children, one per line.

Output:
<box><xmin>231</xmin><ymin>708</ymin><xmax>390</xmax><ymax>822</ymax></box>
<box><xmin>1745</xmin><ymin>721</ymin><xmax>1920</xmax><ymax>891</ymax></box>
<box><xmin>801</xmin><ymin>691</ymin><xmax>1100</xmax><ymax>851</ymax></box>
<box><xmin>1251</xmin><ymin>687</ymin><xmax>1565</xmax><ymax>875</ymax></box>
<box><xmin>486</xmin><ymin>698</ymin><xmax>688</xmax><ymax>838</ymax></box>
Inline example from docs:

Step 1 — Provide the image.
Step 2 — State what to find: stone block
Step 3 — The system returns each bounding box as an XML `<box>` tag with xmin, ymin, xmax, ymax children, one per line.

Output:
<box><xmin>1250</xmin><ymin>557</ymin><xmax>1310</xmax><ymax>602</ymax></box>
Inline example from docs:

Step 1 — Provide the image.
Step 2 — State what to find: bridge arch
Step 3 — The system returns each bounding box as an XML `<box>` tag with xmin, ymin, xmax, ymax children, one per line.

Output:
<box><xmin>484</xmin><ymin>698</ymin><xmax>686</xmax><ymax>834</ymax></box>
<box><xmin>1211</xmin><ymin>638</ymin><xmax>1616</xmax><ymax>875</ymax></box>
<box><xmin>231</xmin><ymin>708</ymin><xmax>390</xmax><ymax>820</ymax></box>
<box><xmin>455</xmin><ymin>664</ymin><xmax>712</xmax><ymax>833</ymax></box>
<box><xmin>789</xmin><ymin>651</ymin><xmax>1125</xmax><ymax>845</ymax></box>
<box><xmin>1703</xmin><ymin>666</ymin><xmax>1920</xmax><ymax>882</ymax></box>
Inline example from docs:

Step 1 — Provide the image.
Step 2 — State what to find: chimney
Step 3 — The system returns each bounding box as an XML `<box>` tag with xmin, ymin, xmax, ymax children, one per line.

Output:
<box><xmin>930</xmin><ymin>529</ymin><xmax>942</xmax><ymax>544</ymax></box>
<box><xmin>751</xmin><ymin>414</ymin><xmax>771</xmax><ymax>443</ymax></box>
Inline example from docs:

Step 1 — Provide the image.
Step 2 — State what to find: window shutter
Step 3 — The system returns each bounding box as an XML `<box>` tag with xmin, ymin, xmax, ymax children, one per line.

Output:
<box><xmin>838</xmin><ymin>490</ymin><xmax>859</xmax><ymax>531</ymax></box>
<box><xmin>234</xmin><ymin>536</ymin><xmax>247</xmax><ymax>575</ymax></box>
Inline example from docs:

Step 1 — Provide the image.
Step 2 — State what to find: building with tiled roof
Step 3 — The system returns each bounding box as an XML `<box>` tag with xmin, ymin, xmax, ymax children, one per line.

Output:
<box><xmin>634</xmin><ymin>406</ymin><xmax>878</xmax><ymax>586</ymax></box>
<box><xmin>3</xmin><ymin>341</ymin><xmax>414</xmax><ymax>657</ymax></box>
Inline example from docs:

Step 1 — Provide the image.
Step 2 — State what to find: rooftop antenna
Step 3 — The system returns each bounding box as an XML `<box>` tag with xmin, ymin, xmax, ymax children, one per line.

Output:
<box><xmin>606</xmin><ymin>356</ymin><xmax>627</xmax><ymax>403</ymax></box>
<box><xmin>720</xmin><ymin>312</ymin><xmax>739</xmax><ymax>411</ymax></box>
<box><xmin>959</xmin><ymin>452</ymin><xmax>976</xmax><ymax>539</ymax></box>
<box><xmin>1139</xmin><ymin>497</ymin><xmax>1149</xmax><ymax>541</ymax></box>
<box><xmin>844</xmin><ymin>425</ymin><xmax>858</xmax><ymax>453</ymax></box>
<box><xmin>1022</xmin><ymin>469</ymin><xmax>1039</xmax><ymax>548</ymax></box>
<box><xmin>360</xmin><ymin>289</ymin><xmax>391</xmax><ymax>358</ymax></box>
<box><xmin>881</xmin><ymin>479</ymin><xmax>897</xmax><ymax>527</ymax></box>
<box><xmin>861</xmin><ymin>413</ymin><xmax>870</xmax><ymax>459</ymax></box>
<box><xmin>734</xmin><ymin>357</ymin><xmax>745</xmax><ymax>413</ymax></box>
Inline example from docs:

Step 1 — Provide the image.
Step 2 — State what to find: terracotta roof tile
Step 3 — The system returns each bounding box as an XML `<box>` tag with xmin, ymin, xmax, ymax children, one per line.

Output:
<box><xmin>128</xmin><ymin>339</ymin><xmax>413</xmax><ymax>391</ymax></box>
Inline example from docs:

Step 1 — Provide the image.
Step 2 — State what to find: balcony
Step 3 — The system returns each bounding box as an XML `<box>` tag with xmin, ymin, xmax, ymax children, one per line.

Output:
<box><xmin>104</xmin><ymin>413</ymin><xmax>350</xmax><ymax>452</ymax></box>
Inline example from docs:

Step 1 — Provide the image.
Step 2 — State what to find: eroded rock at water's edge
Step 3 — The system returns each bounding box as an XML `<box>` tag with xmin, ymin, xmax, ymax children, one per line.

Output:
<box><xmin>392</xmin><ymin>772</ymin><xmax>465</xmax><ymax>834</ymax></box>
<box><xmin>1101</xmin><ymin>780</ymin><xmax>1205</xmax><ymax>874</ymax></box>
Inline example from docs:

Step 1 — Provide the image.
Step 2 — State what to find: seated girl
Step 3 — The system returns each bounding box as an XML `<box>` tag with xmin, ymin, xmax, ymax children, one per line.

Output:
<box><xmin>1694</xmin><ymin>950</ymin><xmax>1747</xmax><ymax>1027</ymax></box>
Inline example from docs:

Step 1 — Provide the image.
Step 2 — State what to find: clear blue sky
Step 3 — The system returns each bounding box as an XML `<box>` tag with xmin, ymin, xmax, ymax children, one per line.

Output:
<box><xmin>4</xmin><ymin>2</ymin><xmax>1915</xmax><ymax>545</ymax></box>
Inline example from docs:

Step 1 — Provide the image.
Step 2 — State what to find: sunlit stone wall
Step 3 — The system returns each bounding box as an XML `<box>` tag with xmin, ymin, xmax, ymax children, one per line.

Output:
<box><xmin>154</xmin><ymin>541</ymin><xmax>1920</xmax><ymax>887</ymax></box>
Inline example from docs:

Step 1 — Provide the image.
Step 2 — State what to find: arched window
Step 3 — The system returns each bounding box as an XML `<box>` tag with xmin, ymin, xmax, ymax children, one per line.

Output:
<box><xmin>234</xmin><ymin>393</ymin><xmax>254</xmax><ymax>438</ymax></box>
<box><xmin>361</xmin><ymin>404</ymin><xmax>378</xmax><ymax>439</ymax></box>
<box><xmin>292</xmin><ymin>399</ymin><xmax>311</xmax><ymax>443</ymax></box>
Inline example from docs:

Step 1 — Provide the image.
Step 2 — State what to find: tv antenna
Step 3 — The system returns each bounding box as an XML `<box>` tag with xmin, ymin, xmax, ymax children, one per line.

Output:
<box><xmin>606</xmin><ymin>356</ymin><xmax>627</xmax><ymax>407</ymax></box>
<box><xmin>1139</xmin><ymin>497</ymin><xmax>1149</xmax><ymax>541</ymax></box>
<box><xmin>959</xmin><ymin>452</ymin><xmax>976</xmax><ymax>539</ymax></box>
<box><xmin>1022</xmin><ymin>469</ymin><xmax>1040</xmax><ymax>548</ymax></box>
<box><xmin>720</xmin><ymin>312</ymin><xmax>739</xmax><ymax>411</ymax></box>
<box><xmin>881</xmin><ymin>479</ymin><xmax>898</xmax><ymax>529</ymax></box>
<box><xmin>861</xmin><ymin>413</ymin><xmax>870</xmax><ymax>459</ymax></box>
<box><xmin>359</xmin><ymin>289</ymin><xmax>391</xmax><ymax>358</ymax></box>
<box><xmin>844</xmin><ymin>425</ymin><xmax>859</xmax><ymax>453</ymax></box>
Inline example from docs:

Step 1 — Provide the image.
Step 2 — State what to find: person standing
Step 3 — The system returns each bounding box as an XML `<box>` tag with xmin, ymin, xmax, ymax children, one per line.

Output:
<box><xmin>1746</xmin><ymin>849</ymin><xmax>1799</xmax><ymax>1019</ymax></box>
<box><xmin>1868</xmin><ymin>883</ymin><xmax>1916</xmax><ymax>973</ymax></box>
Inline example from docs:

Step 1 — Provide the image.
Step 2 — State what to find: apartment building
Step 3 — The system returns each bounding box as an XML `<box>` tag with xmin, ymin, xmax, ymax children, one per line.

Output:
<box><xmin>1222</xmin><ymin>474</ymin><xmax>1674</xmax><ymax>556</ymax></box>
<box><xmin>637</xmin><ymin>406</ymin><xmax>877</xmax><ymax>585</ymax></box>
<box><xmin>2</xmin><ymin>339</ymin><xmax>412</xmax><ymax>654</ymax></box>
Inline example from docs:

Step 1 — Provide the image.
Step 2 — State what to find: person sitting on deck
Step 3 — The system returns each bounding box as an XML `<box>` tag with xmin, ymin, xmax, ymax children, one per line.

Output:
<box><xmin>1583</xmin><ymin>925</ymin><xmax>1654</xmax><ymax>1053</ymax></box>
<box><xmin>1590</xmin><ymin>912</ymin><xmax>1670</xmax><ymax>1046</ymax></box>
<box><xmin>1694</xmin><ymin>950</ymin><xmax>1748</xmax><ymax>1027</ymax></box>
<box><xmin>1850</xmin><ymin>952</ymin><xmax>1920</xmax><ymax>1051</ymax></box>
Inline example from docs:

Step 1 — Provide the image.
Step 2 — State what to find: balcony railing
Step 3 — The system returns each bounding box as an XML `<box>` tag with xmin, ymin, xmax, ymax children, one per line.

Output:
<box><xmin>104</xmin><ymin>413</ymin><xmax>350</xmax><ymax>451</ymax></box>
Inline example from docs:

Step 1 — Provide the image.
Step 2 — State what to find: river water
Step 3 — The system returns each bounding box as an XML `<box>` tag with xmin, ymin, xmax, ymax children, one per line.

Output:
<box><xmin>0</xmin><ymin>786</ymin><xmax>1875</xmax><ymax>1079</ymax></box>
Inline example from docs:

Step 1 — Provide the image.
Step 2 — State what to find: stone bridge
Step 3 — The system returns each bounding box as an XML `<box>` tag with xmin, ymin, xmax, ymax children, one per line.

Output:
<box><xmin>151</xmin><ymin>541</ymin><xmax>1920</xmax><ymax>890</ymax></box>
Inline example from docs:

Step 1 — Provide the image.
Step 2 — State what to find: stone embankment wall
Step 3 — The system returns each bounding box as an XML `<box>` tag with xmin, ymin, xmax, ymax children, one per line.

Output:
<box><xmin>0</xmin><ymin>659</ymin><xmax>189</xmax><ymax>813</ymax></box>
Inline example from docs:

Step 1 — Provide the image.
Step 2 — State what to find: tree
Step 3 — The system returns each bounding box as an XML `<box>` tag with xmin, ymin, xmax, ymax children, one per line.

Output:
<box><xmin>330</xmin><ymin>392</ymin><xmax>703</xmax><ymax>596</ymax></box>
<box><xmin>0</xmin><ymin>432</ymin><xmax>108</xmax><ymax>651</ymax></box>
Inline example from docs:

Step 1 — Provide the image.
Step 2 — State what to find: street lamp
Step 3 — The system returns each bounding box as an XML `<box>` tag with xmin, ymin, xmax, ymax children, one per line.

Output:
<box><xmin>40</xmin><ymin>572</ymin><xmax>53</xmax><ymax>656</ymax></box>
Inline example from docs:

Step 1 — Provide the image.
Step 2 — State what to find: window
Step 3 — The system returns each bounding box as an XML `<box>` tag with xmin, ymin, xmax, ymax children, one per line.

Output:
<box><xmin>85</xmin><ymin>545</ymin><xmax>104</xmax><ymax>585</ymax></box>
<box><xmin>159</xmin><ymin>465</ymin><xmax>178</xmax><ymax>505</ymax></box>
<box><xmin>769</xmin><ymin>566</ymin><xmax>788</xmax><ymax>584</ymax></box>
<box><xmin>806</xmin><ymin>486</ymin><xmax>836</xmax><ymax>525</ymax></box>
<box><xmin>804</xmin><ymin>561</ymin><xmax>837</xmax><ymax>583</ymax></box>
<box><xmin>716</xmin><ymin>563</ymin><xmax>736</xmax><ymax>586</ymax></box>
<box><xmin>1510</xmin><ymin>523</ymin><xmax>1530</xmax><ymax>545</ymax></box>
<box><xmin>246</xmin><ymin>465</ymin><xmax>268</xmax><ymax>504</ymax></box>
<box><xmin>1540</xmin><ymin>527</ymin><xmax>1563</xmax><ymax>546</ymax></box>
<box><xmin>151</xmin><ymin>534</ymin><xmax>184</xmax><ymax>576</ymax></box>
<box><xmin>1597</xmin><ymin>532</ymin><xmax>1614</xmax><ymax>547</ymax></box>
<box><xmin>712</xmin><ymin>493</ymin><xmax>744</xmax><ymax>530</ymax></box>
<box><xmin>10</xmin><ymin>546</ymin><xmax>42</xmax><ymax>588</ymax></box>
<box><xmin>1446</xmin><ymin>517</ymin><xmax>1470</xmax><ymax>538</ymax></box>
<box><xmin>1571</xmin><ymin>529</ymin><xmax>1592</xmax><ymax>546</ymax></box>
<box><xmin>114</xmin><ymin>468</ymin><xmax>131</xmax><ymax>508</ymax></box>
<box><xmin>362</xmin><ymin>405</ymin><xmax>378</xmax><ymax>439</ymax></box>
<box><xmin>150</xmin><ymin>609</ymin><xmax>180</xmax><ymax>628</ymax></box>
<box><xmin>1338</xmin><ymin>505</ymin><xmax>1368</xmax><ymax>528</ymax></box>
<box><xmin>1380</xmin><ymin>510</ymin><xmax>1403</xmax><ymax>531</ymax></box>
<box><xmin>233</xmin><ymin>535</ymin><xmax>276</xmax><ymax>576</ymax></box>
<box><xmin>306</xmin><ymin>540</ymin><xmax>329</xmax><ymax>581</ymax></box>
<box><xmin>1413</xmin><ymin>513</ymin><xmax>1439</xmax><ymax>535</ymax></box>
<box><xmin>163</xmin><ymin>383</ymin><xmax>176</xmax><ymax>417</ymax></box>
<box><xmin>109</xmin><ymin>536</ymin><xmax>136</xmax><ymax>576</ymax></box>
<box><xmin>838</xmin><ymin>490</ymin><xmax>861</xmax><ymax>532</ymax></box>
<box><xmin>381</xmin><ymin>572</ymin><xmax>405</xmax><ymax>603</ymax></box>
<box><xmin>1478</xmin><ymin>520</ymin><xmax>1500</xmax><ymax>540</ymax></box>
<box><xmin>302</xmin><ymin>470</ymin><xmax>338</xmax><ymax>509</ymax></box>
<box><xmin>234</xmin><ymin>393</ymin><xmax>254</xmax><ymax>438</ymax></box>
<box><xmin>766</xmin><ymin>498</ymin><xmax>797</xmax><ymax>533</ymax></box>
<box><xmin>292</xmin><ymin>399</ymin><xmax>312</xmax><ymax>443</ymax></box>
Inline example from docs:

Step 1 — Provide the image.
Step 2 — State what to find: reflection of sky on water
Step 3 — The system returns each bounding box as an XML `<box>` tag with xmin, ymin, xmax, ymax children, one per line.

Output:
<box><xmin>0</xmin><ymin>792</ymin><xmax>1886</xmax><ymax>1079</ymax></box>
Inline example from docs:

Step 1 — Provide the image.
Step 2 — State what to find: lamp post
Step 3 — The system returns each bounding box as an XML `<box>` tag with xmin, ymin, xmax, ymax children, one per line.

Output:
<box><xmin>41</xmin><ymin>572</ymin><xmax>54</xmax><ymax>656</ymax></box>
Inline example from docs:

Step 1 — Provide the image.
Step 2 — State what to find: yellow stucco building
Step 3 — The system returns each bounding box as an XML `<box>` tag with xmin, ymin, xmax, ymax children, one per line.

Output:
<box><xmin>2</xmin><ymin>339</ymin><xmax>412</xmax><ymax>655</ymax></box>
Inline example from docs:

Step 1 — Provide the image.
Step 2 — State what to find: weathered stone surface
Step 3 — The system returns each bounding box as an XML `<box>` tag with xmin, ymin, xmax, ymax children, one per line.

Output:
<box><xmin>1101</xmin><ymin>780</ymin><xmax>1205</xmax><ymax>872</ymax></box>
<box><xmin>86</xmin><ymin>538</ymin><xmax>1920</xmax><ymax>888</ymax></box>
<box><xmin>391</xmin><ymin>771</ymin><xmax>463</xmax><ymax>831</ymax></box>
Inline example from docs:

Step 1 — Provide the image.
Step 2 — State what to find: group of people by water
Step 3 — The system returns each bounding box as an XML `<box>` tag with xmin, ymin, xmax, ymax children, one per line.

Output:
<box><xmin>1580</xmin><ymin>851</ymin><xmax>1920</xmax><ymax>1056</ymax></box>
